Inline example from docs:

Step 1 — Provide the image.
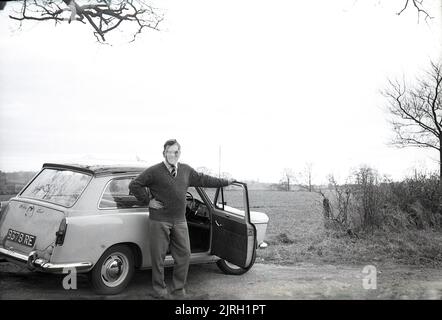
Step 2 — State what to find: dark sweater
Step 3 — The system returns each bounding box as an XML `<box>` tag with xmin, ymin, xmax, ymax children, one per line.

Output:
<box><xmin>129</xmin><ymin>162</ymin><xmax>229</xmax><ymax>222</ymax></box>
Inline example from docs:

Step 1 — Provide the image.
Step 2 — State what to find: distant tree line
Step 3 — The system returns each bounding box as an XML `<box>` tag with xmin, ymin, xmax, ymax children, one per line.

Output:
<box><xmin>0</xmin><ymin>171</ymin><xmax>36</xmax><ymax>194</ymax></box>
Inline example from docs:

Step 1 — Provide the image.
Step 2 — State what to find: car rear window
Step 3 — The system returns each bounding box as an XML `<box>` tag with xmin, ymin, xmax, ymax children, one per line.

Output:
<box><xmin>99</xmin><ymin>178</ymin><xmax>147</xmax><ymax>209</ymax></box>
<box><xmin>20</xmin><ymin>168</ymin><xmax>92</xmax><ymax>207</ymax></box>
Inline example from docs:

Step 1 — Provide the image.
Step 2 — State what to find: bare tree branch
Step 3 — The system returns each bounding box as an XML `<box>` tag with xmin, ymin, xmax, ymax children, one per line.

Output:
<box><xmin>7</xmin><ymin>0</ymin><xmax>163</xmax><ymax>43</ymax></box>
<box><xmin>383</xmin><ymin>60</ymin><xmax>442</xmax><ymax>154</ymax></box>
<box><xmin>384</xmin><ymin>79</ymin><xmax>440</xmax><ymax>137</ymax></box>
<box><xmin>397</xmin><ymin>0</ymin><xmax>433</xmax><ymax>22</ymax></box>
<box><xmin>279</xmin><ymin>168</ymin><xmax>295</xmax><ymax>191</ymax></box>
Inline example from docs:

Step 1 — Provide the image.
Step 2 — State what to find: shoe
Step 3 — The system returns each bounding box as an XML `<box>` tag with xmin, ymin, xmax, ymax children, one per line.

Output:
<box><xmin>171</xmin><ymin>288</ymin><xmax>187</xmax><ymax>299</ymax></box>
<box><xmin>151</xmin><ymin>290</ymin><xmax>171</xmax><ymax>300</ymax></box>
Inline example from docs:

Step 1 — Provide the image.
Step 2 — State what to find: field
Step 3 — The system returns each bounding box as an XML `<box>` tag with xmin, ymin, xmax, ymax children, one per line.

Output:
<box><xmin>2</xmin><ymin>190</ymin><xmax>442</xmax><ymax>267</ymax></box>
<box><xmin>244</xmin><ymin>190</ymin><xmax>442</xmax><ymax>267</ymax></box>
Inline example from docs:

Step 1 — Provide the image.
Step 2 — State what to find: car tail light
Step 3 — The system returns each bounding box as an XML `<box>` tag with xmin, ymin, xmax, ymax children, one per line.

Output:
<box><xmin>55</xmin><ymin>218</ymin><xmax>67</xmax><ymax>246</ymax></box>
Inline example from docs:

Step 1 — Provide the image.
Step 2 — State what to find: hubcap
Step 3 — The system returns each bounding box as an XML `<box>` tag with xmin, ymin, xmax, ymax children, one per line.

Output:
<box><xmin>100</xmin><ymin>252</ymin><xmax>129</xmax><ymax>287</ymax></box>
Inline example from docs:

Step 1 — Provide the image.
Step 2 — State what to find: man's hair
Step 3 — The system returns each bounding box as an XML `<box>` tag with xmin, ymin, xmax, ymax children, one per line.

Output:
<box><xmin>163</xmin><ymin>139</ymin><xmax>181</xmax><ymax>153</ymax></box>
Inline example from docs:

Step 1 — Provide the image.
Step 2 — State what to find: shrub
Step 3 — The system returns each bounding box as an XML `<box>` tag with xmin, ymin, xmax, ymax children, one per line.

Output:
<box><xmin>321</xmin><ymin>166</ymin><xmax>442</xmax><ymax>233</ymax></box>
<box><xmin>389</xmin><ymin>172</ymin><xmax>441</xmax><ymax>229</ymax></box>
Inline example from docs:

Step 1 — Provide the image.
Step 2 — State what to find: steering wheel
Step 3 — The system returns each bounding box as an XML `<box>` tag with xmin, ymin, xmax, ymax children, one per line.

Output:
<box><xmin>186</xmin><ymin>191</ymin><xmax>194</xmax><ymax>202</ymax></box>
<box><xmin>186</xmin><ymin>192</ymin><xmax>199</xmax><ymax>215</ymax></box>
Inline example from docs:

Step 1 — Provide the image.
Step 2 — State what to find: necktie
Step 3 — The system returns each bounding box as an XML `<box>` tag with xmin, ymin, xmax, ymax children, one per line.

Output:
<box><xmin>171</xmin><ymin>165</ymin><xmax>177</xmax><ymax>177</ymax></box>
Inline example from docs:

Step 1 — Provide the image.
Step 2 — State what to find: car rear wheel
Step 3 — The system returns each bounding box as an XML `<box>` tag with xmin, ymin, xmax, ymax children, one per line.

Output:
<box><xmin>216</xmin><ymin>249</ymin><xmax>256</xmax><ymax>275</ymax></box>
<box><xmin>89</xmin><ymin>244</ymin><xmax>135</xmax><ymax>295</ymax></box>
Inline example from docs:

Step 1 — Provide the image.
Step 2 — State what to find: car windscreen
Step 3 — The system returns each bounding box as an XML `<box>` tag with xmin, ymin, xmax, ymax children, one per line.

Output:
<box><xmin>20</xmin><ymin>168</ymin><xmax>92</xmax><ymax>207</ymax></box>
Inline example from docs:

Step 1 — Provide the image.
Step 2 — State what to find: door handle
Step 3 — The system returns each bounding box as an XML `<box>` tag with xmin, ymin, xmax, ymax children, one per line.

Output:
<box><xmin>215</xmin><ymin>220</ymin><xmax>222</xmax><ymax>227</ymax></box>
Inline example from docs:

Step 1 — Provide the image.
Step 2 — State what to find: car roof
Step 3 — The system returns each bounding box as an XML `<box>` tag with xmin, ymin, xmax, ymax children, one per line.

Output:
<box><xmin>42</xmin><ymin>162</ymin><xmax>147</xmax><ymax>176</ymax></box>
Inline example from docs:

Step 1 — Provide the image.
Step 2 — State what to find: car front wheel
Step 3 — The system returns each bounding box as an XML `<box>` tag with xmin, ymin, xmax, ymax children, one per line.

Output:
<box><xmin>89</xmin><ymin>244</ymin><xmax>135</xmax><ymax>295</ymax></box>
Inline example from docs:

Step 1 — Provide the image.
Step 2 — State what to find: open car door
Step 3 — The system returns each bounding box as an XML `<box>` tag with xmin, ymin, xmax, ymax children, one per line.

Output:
<box><xmin>210</xmin><ymin>182</ymin><xmax>256</xmax><ymax>269</ymax></box>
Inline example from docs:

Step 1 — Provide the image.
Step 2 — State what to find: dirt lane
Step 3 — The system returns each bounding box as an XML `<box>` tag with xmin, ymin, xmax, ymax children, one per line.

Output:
<box><xmin>0</xmin><ymin>261</ymin><xmax>441</xmax><ymax>300</ymax></box>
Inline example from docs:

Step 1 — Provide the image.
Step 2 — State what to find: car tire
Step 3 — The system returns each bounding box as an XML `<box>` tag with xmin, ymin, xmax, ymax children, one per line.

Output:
<box><xmin>216</xmin><ymin>247</ymin><xmax>256</xmax><ymax>275</ymax></box>
<box><xmin>89</xmin><ymin>244</ymin><xmax>135</xmax><ymax>295</ymax></box>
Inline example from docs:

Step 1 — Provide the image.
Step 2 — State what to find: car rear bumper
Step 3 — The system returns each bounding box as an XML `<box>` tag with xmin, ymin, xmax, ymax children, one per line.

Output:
<box><xmin>0</xmin><ymin>247</ymin><xmax>92</xmax><ymax>273</ymax></box>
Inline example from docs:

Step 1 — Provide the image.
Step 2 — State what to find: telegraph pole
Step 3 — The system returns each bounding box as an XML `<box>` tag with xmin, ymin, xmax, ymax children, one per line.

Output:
<box><xmin>218</xmin><ymin>145</ymin><xmax>221</xmax><ymax>178</ymax></box>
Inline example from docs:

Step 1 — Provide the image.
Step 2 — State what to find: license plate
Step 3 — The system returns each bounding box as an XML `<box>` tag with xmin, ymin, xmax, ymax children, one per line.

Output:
<box><xmin>6</xmin><ymin>229</ymin><xmax>36</xmax><ymax>248</ymax></box>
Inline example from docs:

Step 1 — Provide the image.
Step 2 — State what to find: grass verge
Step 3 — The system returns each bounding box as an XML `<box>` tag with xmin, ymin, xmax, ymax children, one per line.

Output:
<box><xmin>252</xmin><ymin>191</ymin><xmax>442</xmax><ymax>267</ymax></box>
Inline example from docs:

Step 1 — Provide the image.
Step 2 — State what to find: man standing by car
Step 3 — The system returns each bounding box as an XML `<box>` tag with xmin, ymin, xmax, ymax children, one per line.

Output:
<box><xmin>129</xmin><ymin>139</ymin><xmax>234</xmax><ymax>299</ymax></box>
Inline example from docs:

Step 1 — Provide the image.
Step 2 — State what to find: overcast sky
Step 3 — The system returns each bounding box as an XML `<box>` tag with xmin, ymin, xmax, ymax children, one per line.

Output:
<box><xmin>0</xmin><ymin>0</ymin><xmax>441</xmax><ymax>184</ymax></box>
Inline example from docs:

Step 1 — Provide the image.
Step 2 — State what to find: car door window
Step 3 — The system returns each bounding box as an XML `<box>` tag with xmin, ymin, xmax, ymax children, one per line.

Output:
<box><xmin>99</xmin><ymin>178</ymin><xmax>147</xmax><ymax>209</ymax></box>
<box><xmin>203</xmin><ymin>188</ymin><xmax>216</xmax><ymax>204</ymax></box>
<box><xmin>187</xmin><ymin>187</ymin><xmax>204</xmax><ymax>202</ymax></box>
<box><xmin>214</xmin><ymin>184</ymin><xmax>245</xmax><ymax>214</ymax></box>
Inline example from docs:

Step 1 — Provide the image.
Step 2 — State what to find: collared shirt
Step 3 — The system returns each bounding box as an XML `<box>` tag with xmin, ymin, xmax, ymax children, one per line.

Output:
<box><xmin>163</xmin><ymin>160</ymin><xmax>178</xmax><ymax>175</ymax></box>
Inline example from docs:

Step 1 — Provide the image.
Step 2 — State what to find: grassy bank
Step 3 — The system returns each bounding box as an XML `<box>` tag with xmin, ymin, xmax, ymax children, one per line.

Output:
<box><xmin>248</xmin><ymin>190</ymin><xmax>442</xmax><ymax>267</ymax></box>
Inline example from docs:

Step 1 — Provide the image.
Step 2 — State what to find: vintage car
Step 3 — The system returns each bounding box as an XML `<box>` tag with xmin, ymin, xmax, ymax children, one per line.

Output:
<box><xmin>0</xmin><ymin>163</ymin><xmax>269</xmax><ymax>295</ymax></box>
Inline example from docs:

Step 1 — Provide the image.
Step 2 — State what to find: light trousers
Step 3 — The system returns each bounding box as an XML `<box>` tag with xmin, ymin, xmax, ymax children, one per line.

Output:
<box><xmin>149</xmin><ymin>220</ymin><xmax>191</xmax><ymax>295</ymax></box>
